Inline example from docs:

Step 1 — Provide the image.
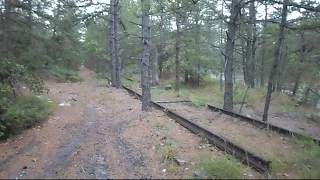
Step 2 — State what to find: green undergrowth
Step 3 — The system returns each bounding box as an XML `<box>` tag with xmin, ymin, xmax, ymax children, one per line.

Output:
<box><xmin>149</xmin><ymin>76</ymin><xmax>318</xmax><ymax>116</ymax></box>
<box><xmin>195</xmin><ymin>153</ymin><xmax>245</xmax><ymax>179</ymax></box>
<box><xmin>50</xmin><ymin>66</ymin><xmax>83</xmax><ymax>83</ymax></box>
<box><xmin>95</xmin><ymin>72</ymin><xmax>107</xmax><ymax>80</ymax></box>
<box><xmin>1</xmin><ymin>94</ymin><xmax>54</xmax><ymax>139</ymax></box>
<box><xmin>108</xmin><ymin>73</ymin><xmax>318</xmax><ymax>117</ymax></box>
<box><xmin>271</xmin><ymin>136</ymin><xmax>320</xmax><ymax>179</ymax></box>
<box><xmin>273</xmin><ymin>93</ymin><xmax>319</xmax><ymax>116</ymax></box>
<box><xmin>150</xmin><ymin>78</ymin><xmax>258</xmax><ymax>109</ymax></box>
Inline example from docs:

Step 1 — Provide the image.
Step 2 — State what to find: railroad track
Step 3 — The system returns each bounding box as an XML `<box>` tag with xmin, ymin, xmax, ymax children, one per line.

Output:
<box><xmin>207</xmin><ymin>104</ymin><xmax>320</xmax><ymax>146</ymax></box>
<box><xmin>122</xmin><ymin>85</ymin><xmax>271</xmax><ymax>174</ymax></box>
<box><xmin>120</xmin><ymin>77</ymin><xmax>320</xmax><ymax>145</ymax></box>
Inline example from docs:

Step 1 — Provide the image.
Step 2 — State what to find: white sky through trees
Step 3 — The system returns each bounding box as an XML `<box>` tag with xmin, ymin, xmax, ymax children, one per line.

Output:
<box><xmin>49</xmin><ymin>0</ymin><xmax>309</xmax><ymax>41</ymax></box>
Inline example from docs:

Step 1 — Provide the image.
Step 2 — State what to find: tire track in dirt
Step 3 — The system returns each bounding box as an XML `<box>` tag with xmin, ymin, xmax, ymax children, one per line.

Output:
<box><xmin>0</xmin><ymin>139</ymin><xmax>40</xmax><ymax>172</ymax></box>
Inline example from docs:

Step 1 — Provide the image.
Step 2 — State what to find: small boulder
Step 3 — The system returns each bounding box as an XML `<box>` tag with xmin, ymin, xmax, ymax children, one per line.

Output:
<box><xmin>164</xmin><ymin>85</ymin><xmax>171</xmax><ymax>90</ymax></box>
<box><xmin>311</xmin><ymin>112</ymin><xmax>320</xmax><ymax>122</ymax></box>
<box><xmin>173</xmin><ymin>157</ymin><xmax>186</xmax><ymax>166</ymax></box>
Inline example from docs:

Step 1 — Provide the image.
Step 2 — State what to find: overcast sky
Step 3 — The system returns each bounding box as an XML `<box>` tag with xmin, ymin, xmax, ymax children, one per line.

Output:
<box><xmin>86</xmin><ymin>0</ymin><xmax>303</xmax><ymax>20</ymax></box>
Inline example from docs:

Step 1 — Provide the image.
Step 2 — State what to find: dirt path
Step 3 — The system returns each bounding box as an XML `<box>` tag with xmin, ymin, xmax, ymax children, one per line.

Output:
<box><xmin>0</xmin><ymin>67</ymin><xmax>260</xmax><ymax>179</ymax></box>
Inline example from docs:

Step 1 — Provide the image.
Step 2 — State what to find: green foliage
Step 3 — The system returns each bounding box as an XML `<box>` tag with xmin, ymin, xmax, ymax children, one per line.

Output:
<box><xmin>96</xmin><ymin>73</ymin><xmax>107</xmax><ymax>80</ymax></box>
<box><xmin>50</xmin><ymin>66</ymin><xmax>83</xmax><ymax>83</ymax></box>
<box><xmin>0</xmin><ymin>58</ymin><xmax>47</xmax><ymax>94</ymax></box>
<box><xmin>1</xmin><ymin>95</ymin><xmax>52</xmax><ymax>138</ymax></box>
<box><xmin>195</xmin><ymin>155</ymin><xmax>245</xmax><ymax>179</ymax></box>
<box><xmin>0</xmin><ymin>84</ymin><xmax>13</xmax><ymax>137</ymax></box>
<box><xmin>233</xmin><ymin>85</ymin><xmax>255</xmax><ymax>108</ymax></box>
<box><xmin>192</xmin><ymin>99</ymin><xmax>206</xmax><ymax>108</ymax></box>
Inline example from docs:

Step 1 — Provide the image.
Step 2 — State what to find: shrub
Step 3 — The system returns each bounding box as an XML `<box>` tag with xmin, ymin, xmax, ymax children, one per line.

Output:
<box><xmin>50</xmin><ymin>66</ymin><xmax>83</xmax><ymax>83</ymax></box>
<box><xmin>1</xmin><ymin>95</ymin><xmax>52</xmax><ymax>138</ymax></box>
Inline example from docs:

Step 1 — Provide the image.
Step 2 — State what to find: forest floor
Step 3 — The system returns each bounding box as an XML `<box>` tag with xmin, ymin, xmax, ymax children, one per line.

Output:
<box><xmin>0</xmin><ymin>67</ymin><xmax>319</xmax><ymax>179</ymax></box>
<box><xmin>0</xmin><ymin>67</ymin><xmax>260</xmax><ymax>179</ymax></box>
<box><xmin>130</xmin><ymin>77</ymin><xmax>320</xmax><ymax>139</ymax></box>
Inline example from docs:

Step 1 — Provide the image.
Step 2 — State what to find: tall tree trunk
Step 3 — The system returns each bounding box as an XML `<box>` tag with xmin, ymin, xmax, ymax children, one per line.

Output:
<box><xmin>157</xmin><ymin>7</ymin><xmax>165</xmax><ymax>79</ymax></box>
<box><xmin>250</xmin><ymin>1</ymin><xmax>256</xmax><ymax>88</ymax></box>
<box><xmin>196</xmin><ymin>9</ymin><xmax>201</xmax><ymax>86</ymax></box>
<box><xmin>2</xmin><ymin>0</ymin><xmax>12</xmax><ymax>54</ymax></box>
<box><xmin>292</xmin><ymin>31</ymin><xmax>305</xmax><ymax>96</ymax></box>
<box><xmin>219</xmin><ymin>2</ymin><xmax>224</xmax><ymax>91</ymax></box>
<box><xmin>114</xmin><ymin>0</ymin><xmax>122</xmax><ymax>88</ymax></box>
<box><xmin>223</xmin><ymin>0</ymin><xmax>240</xmax><ymax>111</ymax></box>
<box><xmin>281</xmin><ymin>45</ymin><xmax>288</xmax><ymax>91</ymax></box>
<box><xmin>240</xmin><ymin>8</ymin><xmax>248</xmax><ymax>86</ymax></box>
<box><xmin>276</xmin><ymin>44</ymin><xmax>287</xmax><ymax>92</ymax></box>
<box><xmin>175</xmin><ymin>0</ymin><xmax>181</xmax><ymax>92</ymax></box>
<box><xmin>245</xmin><ymin>1</ymin><xmax>256</xmax><ymax>88</ymax></box>
<box><xmin>110</xmin><ymin>0</ymin><xmax>116</xmax><ymax>86</ymax></box>
<box><xmin>241</xmin><ymin>36</ymin><xmax>247</xmax><ymax>85</ymax></box>
<box><xmin>27</xmin><ymin>0</ymin><xmax>32</xmax><ymax>45</ymax></box>
<box><xmin>152</xmin><ymin>45</ymin><xmax>160</xmax><ymax>86</ymax></box>
<box><xmin>245</xmin><ymin>27</ymin><xmax>252</xmax><ymax>86</ymax></box>
<box><xmin>141</xmin><ymin>0</ymin><xmax>151</xmax><ymax>111</ymax></box>
<box><xmin>300</xmin><ymin>87</ymin><xmax>310</xmax><ymax>105</ymax></box>
<box><xmin>260</xmin><ymin>2</ymin><xmax>268</xmax><ymax>87</ymax></box>
<box><xmin>52</xmin><ymin>0</ymin><xmax>60</xmax><ymax>39</ymax></box>
<box><xmin>262</xmin><ymin>0</ymin><xmax>288</xmax><ymax>122</ymax></box>
<box><xmin>184</xmin><ymin>50</ymin><xmax>190</xmax><ymax>83</ymax></box>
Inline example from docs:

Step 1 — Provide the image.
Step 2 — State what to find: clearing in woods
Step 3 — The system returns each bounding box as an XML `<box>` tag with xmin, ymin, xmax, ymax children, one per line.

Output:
<box><xmin>0</xmin><ymin>67</ymin><xmax>318</xmax><ymax>179</ymax></box>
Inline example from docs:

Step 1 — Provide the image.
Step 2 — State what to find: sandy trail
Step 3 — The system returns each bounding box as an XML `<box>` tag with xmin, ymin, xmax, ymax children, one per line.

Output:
<box><xmin>0</xmin><ymin>67</ymin><xmax>261</xmax><ymax>179</ymax></box>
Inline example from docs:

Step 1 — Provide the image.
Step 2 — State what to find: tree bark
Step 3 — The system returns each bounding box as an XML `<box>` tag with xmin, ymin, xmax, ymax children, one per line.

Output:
<box><xmin>175</xmin><ymin>0</ymin><xmax>181</xmax><ymax>92</ymax></box>
<box><xmin>141</xmin><ymin>0</ymin><xmax>151</xmax><ymax>111</ymax></box>
<box><xmin>2</xmin><ymin>0</ymin><xmax>12</xmax><ymax>54</ymax></box>
<box><xmin>300</xmin><ymin>87</ymin><xmax>310</xmax><ymax>105</ymax></box>
<box><xmin>250</xmin><ymin>1</ymin><xmax>257</xmax><ymax>88</ymax></box>
<box><xmin>292</xmin><ymin>31</ymin><xmax>305</xmax><ymax>96</ymax></box>
<box><xmin>276</xmin><ymin>44</ymin><xmax>287</xmax><ymax>92</ymax></box>
<box><xmin>114</xmin><ymin>0</ymin><xmax>122</xmax><ymax>88</ymax></box>
<box><xmin>262</xmin><ymin>0</ymin><xmax>288</xmax><ymax>122</ymax></box>
<box><xmin>110</xmin><ymin>0</ymin><xmax>116</xmax><ymax>86</ymax></box>
<box><xmin>152</xmin><ymin>45</ymin><xmax>160</xmax><ymax>86</ymax></box>
<box><xmin>196</xmin><ymin>10</ymin><xmax>201</xmax><ymax>86</ymax></box>
<box><xmin>219</xmin><ymin>2</ymin><xmax>224</xmax><ymax>91</ymax></box>
<box><xmin>223</xmin><ymin>0</ymin><xmax>240</xmax><ymax>111</ymax></box>
<box><xmin>245</xmin><ymin>1</ymin><xmax>256</xmax><ymax>88</ymax></box>
<box><xmin>260</xmin><ymin>2</ymin><xmax>268</xmax><ymax>87</ymax></box>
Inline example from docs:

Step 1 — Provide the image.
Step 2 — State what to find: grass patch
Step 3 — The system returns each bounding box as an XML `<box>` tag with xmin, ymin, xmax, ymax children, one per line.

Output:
<box><xmin>270</xmin><ymin>136</ymin><xmax>320</xmax><ymax>179</ymax></box>
<box><xmin>157</xmin><ymin>138</ymin><xmax>180</xmax><ymax>174</ymax></box>
<box><xmin>155</xmin><ymin>121</ymin><xmax>166</xmax><ymax>130</ymax></box>
<box><xmin>153</xmin><ymin>77</ymin><xmax>319</xmax><ymax>117</ymax></box>
<box><xmin>233</xmin><ymin>84</ymin><xmax>256</xmax><ymax>108</ymax></box>
<box><xmin>195</xmin><ymin>154</ymin><xmax>245</xmax><ymax>179</ymax></box>
<box><xmin>96</xmin><ymin>73</ymin><xmax>107</xmax><ymax>80</ymax></box>
<box><xmin>272</xmin><ymin>93</ymin><xmax>296</xmax><ymax>113</ymax></box>
<box><xmin>166</xmin><ymin>163</ymin><xmax>179</xmax><ymax>174</ymax></box>
<box><xmin>291</xmin><ymin>137</ymin><xmax>320</xmax><ymax>179</ymax></box>
<box><xmin>159</xmin><ymin>141</ymin><xmax>177</xmax><ymax>161</ymax></box>
<box><xmin>97</xmin><ymin>92</ymin><xmax>114</xmax><ymax>104</ymax></box>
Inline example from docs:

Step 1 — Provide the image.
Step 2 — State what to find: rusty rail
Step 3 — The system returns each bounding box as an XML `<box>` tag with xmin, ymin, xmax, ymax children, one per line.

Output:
<box><xmin>154</xmin><ymin>100</ymin><xmax>192</xmax><ymax>104</ymax></box>
<box><xmin>207</xmin><ymin>104</ymin><xmax>320</xmax><ymax>146</ymax></box>
<box><xmin>122</xmin><ymin>86</ymin><xmax>271</xmax><ymax>174</ymax></box>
